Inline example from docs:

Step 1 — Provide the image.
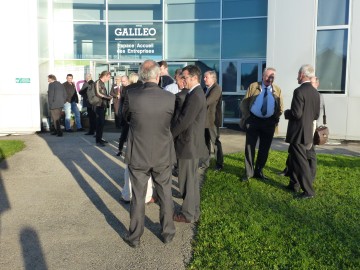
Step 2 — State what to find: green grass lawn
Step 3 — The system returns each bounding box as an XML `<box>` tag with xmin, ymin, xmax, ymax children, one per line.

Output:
<box><xmin>0</xmin><ymin>140</ymin><xmax>25</xmax><ymax>162</ymax></box>
<box><xmin>190</xmin><ymin>150</ymin><xmax>360</xmax><ymax>269</ymax></box>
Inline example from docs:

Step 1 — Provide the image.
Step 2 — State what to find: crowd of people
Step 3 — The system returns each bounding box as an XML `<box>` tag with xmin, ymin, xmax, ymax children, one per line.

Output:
<box><xmin>47</xmin><ymin>61</ymin><xmax>321</xmax><ymax>248</ymax></box>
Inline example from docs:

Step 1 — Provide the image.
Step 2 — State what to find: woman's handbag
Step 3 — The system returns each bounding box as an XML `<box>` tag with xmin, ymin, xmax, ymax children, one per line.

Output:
<box><xmin>313</xmin><ymin>103</ymin><xmax>329</xmax><ymax>145</ymax></box>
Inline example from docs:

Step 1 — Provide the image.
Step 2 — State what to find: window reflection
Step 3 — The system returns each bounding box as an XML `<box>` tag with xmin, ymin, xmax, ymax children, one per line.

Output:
<box><xmin>318</xmin><ymin>0</ymin><xmax>349</xmax><ymax>26</ymax></box>
<box><xmin>222</xmin><ymin>62</ymin><xmax>237</xmax><ymax>92</ymax></box>
<box><xmin>316</xmin><ymin>30</ymin><xmax>347</xmax><ymax>92</ymax></box>
<box><xmin>166</xmin><ymin>0</ymin><xmax>220</xmax><ymax>20</ymax></box>
<box><xmin>166</xmin><ymin>21</ymin><xmax>220</xmax><ymax>59</ymax></box>
<box><xmin>241</xmin><ymin>63</ymin><xmax>258</xmax><ymax>90</ymax></box>
<box><xmin>223</xmin><ymin>0</ymin><xmax>267</xmax><ymax>18</ymax></box>
<box><xmin>222</xmin><ymin>19</ymin><xmax>267</xmax><ymax>59</ymax></box>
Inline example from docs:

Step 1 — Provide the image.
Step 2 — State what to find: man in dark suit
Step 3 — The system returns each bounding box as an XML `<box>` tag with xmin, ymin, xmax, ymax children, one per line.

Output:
<box><xmin>47</xmin><ymin>74</ymin><xmax>67</xmax><ymax>137</ymax></box>
<box><xmin>122</xmin><ymin>60</ymin><xmax>176</xmax><ymax>247</ymax></box>
<box><xmin>284</xmin><ymin>64</ymin><xmax>320</xmax><ymax>199</ymax></box>
<box><xmin>171</xmin><ymin>65</ymin><xmax>208</xmax><ymax>223</ymax></box>
<box><xmin>203</xmin><ymin>70</ymin><xmax>224</xmax><ymax>171</ymax></box>
<box><xmin>172</xmin><ymin>69</ymin><xmax>189</xmax><ymax>177</ymax></box>
<box><xmin>116</xmin><ymin>73</ymin><xmax>143</xmax><ymax>157</ymax></box>
<box><xmin>240</xmin><ymin>67</ymin><xmax>284</xmax><ymax>181</ymax></box>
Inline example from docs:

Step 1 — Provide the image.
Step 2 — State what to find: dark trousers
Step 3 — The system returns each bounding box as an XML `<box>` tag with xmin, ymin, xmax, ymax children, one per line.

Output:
<box><xmin>119</xmin><ymin>122</ymin><xmax>129</xmax><ymax>151</ymax></box>
<box><xmin>287</xmin><ymin>144</ymin><xmax>317</xmax><ymax>189</ymax></box>
<box><xmin>127</xmin><ymin>164</ymin><xmax>175</xmax><ymax>244</ymax></box>
<box><xmin>87</xmin><ymin>106</ymin><xmax>96</xmax><ymax>134</ymax></box>
<box><xmin>205</xmin><ymin>126</ymin><xmax>224</xmax><ymax>168</ymax></box>
<box><xmin>288</xmin><ymin>143</ymin><xmax>315</xmax><ymax>196</ymax></box>
<box><xmin>95</xmin><ymin>106</ymin><xmax>105</xmax><ymax>143</ymax></box>
<box><xmin>178</xmin><ymin>158</ymin><xmax>200</xmax><ymax>222</ymax></box>
<box><xmin>244</xmin><ymin>115</ymin><xmax>276</xmax><ymax>177</ymax></box>
<box><xmin>50</xmin><ymin>108</ymin><xmax>62</xmax><ymax>136</ymax></box>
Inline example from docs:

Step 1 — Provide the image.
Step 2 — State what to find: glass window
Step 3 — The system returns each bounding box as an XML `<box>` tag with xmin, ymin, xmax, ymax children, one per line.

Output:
<box><xmin>222</xmin><ymin>19</ymin><xmax>267</xmax><ymax>59</ymax></box>
<box><xmin>108</xmin><ymin>22</ymin><xmax>163</xmax><ymax>61</ymax></box>
<box><xmin>318</xmin><ymin>0</ymin><xmax>349</xmax><ymax>26</ymax></box>
<box><xmin>38</xmin><ymin>19</ymin><xmax>49</xmax><ymax>59</ymax></box>
<box><xmin>166</xmin><ymin>21</ymin><xmax>220</xmax><ymax>59</ymax></box>
<box><xmin>166</xmin><ymin>0</ymin><xmax>220</xmax><ymax>20</ymax></box>
<box><xmin>316</xmin><ymin>29</ymin><xmax>348</xmax><ymax>93</ymax></box>
<box><xmin>241</xmin><ymin>63</ymin><xmax>258</xmax><ymax>90</ymax></box>
<box><xmin>38</xmin><ymin>0</ymin><xmax>48</xmax><ymax>19</ymax></box>
<box><xmin>223</xmin><ymin>0</ymin><xmax>267</xmax><ymax>18</ymax></box>
<box><xmin>222</xmin><ymin>61</ymin><xmax>237</xmax><ymax>92</ymax></box>
<box><xmin>54</xmin><ymin>1</ymin><xmax>106</xmax><ymax>21</ymax></box>
<box><xmin>222</xmin><ymin>95</ymin><xmax>242</xmax><ymax>119</ymax></box>
<box><xmin>108</xmin><ymin>1</ymin><xmax>163</xmax><ymax>21</ymax></box>
<box><xmin>54</xmin><ymin>21</ymin><xmax>106</xmax><ymax>59</ymax></box>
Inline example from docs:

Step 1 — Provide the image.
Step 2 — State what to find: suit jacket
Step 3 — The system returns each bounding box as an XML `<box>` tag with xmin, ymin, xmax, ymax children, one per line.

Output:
<box><xmin>172</xmin><ymin>88</ymin><xmax>189</xmax><ymax>125</ymax></box>
<box><xmin>171</xmin><ymin>85</ymin><xmax>208</xmax><ymax>159</ymax></box>
<box><xmin>205</xmin><ymin>83</ymin><xmax>222</xmax><ymax>128</ymax></box>
<box><xmin>110</xmin><ymin>84</ymin><xmax>122</xmax><ymax>115</ymax></box>
<box><xmin>122</xmin><ymin>82</ymin><xmax>176</xmax><ymax>168</ymax></box>
<box><xmin>285</xmin><ymin>82</ymin><xmax>320</xmax><ymax>144</ymax></box>
<box><xmin>48</xmin><ymin>81</ymin><xmax>67</xmax><ymax>109</ymax></box>
<box><xmin>63</xmin><ymin>81</ymin><xmax>78</xmax><ymax>103</ymax></box>
<box><xmin>119</xmin><ymin>81</ymin><xmax>143</xmax><ymax>125</ymax></box>
<box><xmin>79</xmin><ymin>80</ymin><xmax>94</xmax><ymax>107</ymax></box>
<box><xmin>240</xmin><ymin>81</ymin><xmax>283</xmax><ymax>129</ymax></box>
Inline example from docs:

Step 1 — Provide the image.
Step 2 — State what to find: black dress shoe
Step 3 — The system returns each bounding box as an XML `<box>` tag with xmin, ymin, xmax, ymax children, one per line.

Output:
<box><xmin>296</xmin><ymin>192</ymin><xmax>314</xmax><ymax>200</ymax></box>
<box><xmin>116</xmin><ymin>151</ymin><xmax>122</xmax><ymax>157</ymax></box>
<box><xmin>96</xmin><ymin>141</ymin><xmax>106</xmax><ymax>147</ymax></box>
<box><xmin>241</xmin><ymin>175</ymin><xmax>250</xmax><ymax>182</ymax></box>
<box><xmin>215</xmin><ymin>165</ymin><xmax>223</xmax><ymax>171</ymax></box>
<box><xmin>173</xmin><ymin>213</ymin><xmax>191</xmax><ymax>223</ymax></box>
<box><xmin>285</xmin><ymin>184</ymin><xmax>300</xmax><ymax>193</ymax></box>
<box><xmin>100</xmin><ymin>138</ymin><xmax>108</xmax><ymax>144</ymax></box>
<box><xmin>254</xmin><ymin>171</ymin><xmax>269</xmax><ymax>180</ymax></box>
<box><xmin>77</xmin><ymin>128</ymin><xmax>85</xmax><ymax>131</ymax></box>
<box><xmin>172</xmin><ymin>168</ymin><xmax>178</xmax><ymax>177</ymax></box>
<box><xmin>120</xmin><ymin>197</ymin><xmax>130</xmax><ymax>204</ymax></box>
<box><xmin>122</xmin><ymin>236</ymin><xmax>140</xmax><ymax>248</ymax></box>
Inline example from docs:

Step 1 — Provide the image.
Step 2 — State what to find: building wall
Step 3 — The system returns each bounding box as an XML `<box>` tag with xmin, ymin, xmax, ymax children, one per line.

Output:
<box><xmin>346</xmin><ymin>0</ymin><xmax>360</xmax><ymax>140</ymax></box>
<box><xmin>268</xmin><ymin>0</ymin><xmax>360</xmax><ymax>140</ymax></box>
<box><xmin>0</xmin><ymin>1</ymin><xmax>40</xmax><ymax>135</ymax></box>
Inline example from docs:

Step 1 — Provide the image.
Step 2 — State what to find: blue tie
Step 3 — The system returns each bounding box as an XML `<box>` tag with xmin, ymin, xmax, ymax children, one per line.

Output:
<box><xmin>261</xmin><ymin>87</ymin><xmax>268</xmax><ymax>116</ymax></box>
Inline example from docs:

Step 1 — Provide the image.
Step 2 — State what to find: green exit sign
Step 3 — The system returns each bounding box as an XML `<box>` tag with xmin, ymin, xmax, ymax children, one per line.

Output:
<box><xmin>16</xmin><ymin>78</ymin><xmax>31</xmax><ymax>83</ymax></box>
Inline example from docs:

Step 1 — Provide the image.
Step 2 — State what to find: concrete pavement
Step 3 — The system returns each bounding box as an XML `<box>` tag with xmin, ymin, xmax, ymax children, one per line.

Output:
<box><xmin>1</xmin><ymin>123</ymin><xmax>359</xmax><ymax>269</ymax></box>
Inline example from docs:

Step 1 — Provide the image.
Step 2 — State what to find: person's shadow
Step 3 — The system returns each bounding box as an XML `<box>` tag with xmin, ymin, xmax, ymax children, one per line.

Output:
<box><xmin>41</xmin><ymin>133</ymin><xmax>167</xmax><ymax>242</ymax></box>
<box><xmin>20</xmin><ymin>227</ymin><xmax>48</xmax><ymax>270</ymax></box>
<box><xmin>0</xmin><ymin>147</ymin><xmax>10</xmax><ymax>239</ymax></box>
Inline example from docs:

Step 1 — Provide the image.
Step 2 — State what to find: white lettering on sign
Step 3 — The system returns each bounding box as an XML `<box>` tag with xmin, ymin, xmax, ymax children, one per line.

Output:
<box><xmin>115</xmin><ymin>27</ymin><xmax>156</xmax><ymax>37</ymax></box>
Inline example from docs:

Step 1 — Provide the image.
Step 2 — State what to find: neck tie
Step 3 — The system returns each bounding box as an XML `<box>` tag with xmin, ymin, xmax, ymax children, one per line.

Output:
<box><xmin>261</xmin><ymin>87</ymin><xmax>268</xmax><ymax>116</ymax></box>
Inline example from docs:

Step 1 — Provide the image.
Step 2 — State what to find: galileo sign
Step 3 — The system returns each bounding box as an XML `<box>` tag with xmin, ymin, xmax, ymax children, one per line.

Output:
<box><xmin>108</xmin><ymin>24</ymin><xmax>162</xmax><ymax>60</ymax></box>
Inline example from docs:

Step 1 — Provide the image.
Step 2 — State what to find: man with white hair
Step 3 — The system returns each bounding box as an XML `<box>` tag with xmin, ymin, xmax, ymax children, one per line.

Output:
<box><xmin>284</xmin><ymin>64</ymin><xmax>320</xmax><ymax>199</ymax></box>
<box><xmin>122</xmin><ymin>60</ymin><xmax>176</xmax><ymax>247</ymax></box>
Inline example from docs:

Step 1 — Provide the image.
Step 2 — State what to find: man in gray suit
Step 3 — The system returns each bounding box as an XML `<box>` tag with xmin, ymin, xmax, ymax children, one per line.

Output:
<box><xmin>284</xmin><ymin>64</ymin><xmax>320</xmax><ymax>199</ymax></box>
<box><xmin>122</xmin><ymin>60</ymin><xmax>176</xmax><ymax>247</ymax></box>
<box><xmin>171</xmin><ymin>65</ymin><xmax>208</xmax><ymax>223</ymax></box>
